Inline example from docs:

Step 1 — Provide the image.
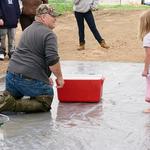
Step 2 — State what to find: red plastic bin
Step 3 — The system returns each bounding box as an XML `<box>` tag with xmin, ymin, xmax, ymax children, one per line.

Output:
<box><xmin>56</xmin><ymin>76</ymin><xmax>104</xmax><ymax>102</ymax></box>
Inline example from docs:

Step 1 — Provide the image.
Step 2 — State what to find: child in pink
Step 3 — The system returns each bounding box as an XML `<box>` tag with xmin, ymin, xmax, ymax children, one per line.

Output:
<box><xmin>139</xmin><ymin>10</ymin><xmax>150</xmax><ymax>112</ymax></box>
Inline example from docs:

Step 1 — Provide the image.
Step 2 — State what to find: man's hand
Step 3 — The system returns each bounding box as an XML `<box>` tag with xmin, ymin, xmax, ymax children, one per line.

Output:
<box><xmin>0</xmin><ymin>19</ymin><xmax>4</xmax><ymax>26</ymax></box>
<box><xmin>49</xmin><ymin>62</ymin><xmax>64</xmax><ymax>88</ymax></box>
<box><xmin>49</xmin><ymin>78</ymin><xmax>54</xmax><ymax>86</ymax></box>
<box><xmin>56</xmin><ymin>76</ymin><xmax>64</xmax><ymax>88</ymax></box>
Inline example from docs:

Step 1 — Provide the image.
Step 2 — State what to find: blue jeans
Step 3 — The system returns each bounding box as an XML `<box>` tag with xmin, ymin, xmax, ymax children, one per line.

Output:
<box><xmin>5</xmin><ymin>72</ymin><xmax>54</xmax><ymax>99</ymax></box>
<box><xmin>74</xmin><ymin>10</ymin><xmax>103</xmax><ymax>45</ymax></box>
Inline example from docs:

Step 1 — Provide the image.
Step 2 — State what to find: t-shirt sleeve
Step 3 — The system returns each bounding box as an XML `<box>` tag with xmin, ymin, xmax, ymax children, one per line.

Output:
<box><xmin>143</xmin><ymin>33</ymin><xmax>150</xmax><ymax>48</ymax></box>
<box><xmin>74</xmin><ymin>0</ymin><xmax>80</xmax><ymax>5</ymax></box>
<box><xmin>44</xmin><ymin>32</ymin><xmax>60</xmax><ymax>66</ymax></box>
<box><xmin>92</xmin><ymin>0</ymin><xmax>99</xmax><ymax>8</ymax></box>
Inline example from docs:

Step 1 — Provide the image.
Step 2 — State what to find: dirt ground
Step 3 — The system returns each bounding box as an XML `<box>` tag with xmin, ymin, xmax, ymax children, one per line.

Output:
<box><xmin>0</xmin><ymin>9</ymin><xmax>146</xmax><ymax>74</ymax></box>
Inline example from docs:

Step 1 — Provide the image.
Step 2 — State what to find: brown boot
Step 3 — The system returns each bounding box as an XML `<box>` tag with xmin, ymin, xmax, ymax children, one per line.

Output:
<box><xmin>0</xmin><ymin>95</ymin><xmax>53</xmax><ymax>113</ymax></box>
<box><xmin>35</xmin><ymin>95</ymin><xmax>53</xmax><ymax>111</ymax></box>
<box><xmin>14</xmin><ymin>95</ymin><xmax>53</xmax><ymax>113</ymax></box>
<box><xmin>0</xmin><ymin>95</ymin><xmax>16</xmax><ymax>112</ymax></box>
<box><xmin>77</xmin><ymin>43</ymin><xmax>85</xmax><ymax>51</ymax></box>
<box><xmin>100</xmin><ymin>40</ymin><xmax>110</xmax><ymax>49</ymax></box>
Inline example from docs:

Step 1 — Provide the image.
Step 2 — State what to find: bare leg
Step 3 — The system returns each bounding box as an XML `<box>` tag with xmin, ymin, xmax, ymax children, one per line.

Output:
<box><xmin>143</xmin><ymin>108</ymin><xmax>150</xmax><ymax>113</ymax></box>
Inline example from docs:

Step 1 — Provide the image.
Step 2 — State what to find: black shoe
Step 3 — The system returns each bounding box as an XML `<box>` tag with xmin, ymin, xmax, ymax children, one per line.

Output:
<box><xmin>8</xmin><ymin>51</ymin><xmax>14</xmax><ymax>59</ymax></box>
<box><xmin>3</xmin><ymin>52</ymin><xmax>6</xmax><ymax>57</ymax></box>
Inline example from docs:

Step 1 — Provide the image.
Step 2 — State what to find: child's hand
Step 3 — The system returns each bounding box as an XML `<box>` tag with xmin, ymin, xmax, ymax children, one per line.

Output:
<box><xmin>142</xmin><ymin>70</ymin><xmax>148</xmax><ymax>77</ymax></box>
<box><xmin>91</xmin><ymin>7</ymin><xmax>98</xmax><ymax>11</ymax></box>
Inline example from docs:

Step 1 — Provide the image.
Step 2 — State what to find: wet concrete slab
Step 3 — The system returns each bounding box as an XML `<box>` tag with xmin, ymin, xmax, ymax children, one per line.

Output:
<box><xmin>0</xmin><ymin>61</ymin><xmax>149</xmax><ymax>150</ymax></box>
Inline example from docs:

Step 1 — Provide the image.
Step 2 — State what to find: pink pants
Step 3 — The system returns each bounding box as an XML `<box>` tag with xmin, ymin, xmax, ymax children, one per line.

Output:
<box><xmin>145</xmin><ymin>75</ymin><xmax>150</xmax><ymax>102</ymax></box>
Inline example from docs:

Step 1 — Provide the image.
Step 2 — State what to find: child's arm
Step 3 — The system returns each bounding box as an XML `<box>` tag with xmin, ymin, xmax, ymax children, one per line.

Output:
<box><xmin>91</xmin><ymin>0</ymin><xmax>99</xmax><ymax>10</ymax></box>
<box><xmin>142</xmin><ymin>47</ymin><xmax>150</xmax><ymax>77</ymax></box>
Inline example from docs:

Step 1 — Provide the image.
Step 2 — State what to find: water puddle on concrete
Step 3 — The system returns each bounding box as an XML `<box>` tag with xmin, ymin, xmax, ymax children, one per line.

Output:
<box><xmin>0</xmin><ymin>61</ymin><xmax>150</xmax><ymax>150</ymax></box>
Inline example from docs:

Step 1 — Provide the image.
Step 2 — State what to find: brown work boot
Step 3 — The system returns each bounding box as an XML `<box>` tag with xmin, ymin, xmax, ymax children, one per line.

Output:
<box><xmin>100</xmin><ymin>40</ymin><xmax>110</xmax><ymax>49</ymax></box>
<box><xmin>36</xmin><ymin>95</ymin><xmax>53</xmax><ymax>110</ymax></box>
<box><xmin>0</xmin><ymin>94</ymin><xmax>53</xmax><ymax>113</ymax></box>
<box><xmin>0</xmin><ymin>95</ymin><xmax>16</xmax><ymax>112</ymax></box>
<box><xmin>18</xmin><ymin>95</ymin><xmax>53</xmax><ymax>113</ymax></box>
<box><xmin>15</xmin><ymin>99</ymin><xmax>47</xmax><ymax>113</ymax></box>
<box><xmin>77</xmin><ymin>44</ymin><xmax>85</xmax><ymax>51</ymax></box>
<box><xmin>13</xmin><ymin>95</ymin><xmax>53</xmax><ymax>113</ymax></box>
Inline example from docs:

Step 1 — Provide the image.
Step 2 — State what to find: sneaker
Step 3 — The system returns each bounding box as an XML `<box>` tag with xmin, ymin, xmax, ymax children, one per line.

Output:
<box><xmin>0</xmin><ymin>54</ymin><xmax>4</xmax><ymax>61</ymax></box>
<box><xmin>1</xmin><ymin>48</ymin><xmax>6</xmax><ymax>56</ymax></box>
<box><xmin>100</xmin><ymin>40</ymin><xmax>110</xmax><ymax>49</ymax></box>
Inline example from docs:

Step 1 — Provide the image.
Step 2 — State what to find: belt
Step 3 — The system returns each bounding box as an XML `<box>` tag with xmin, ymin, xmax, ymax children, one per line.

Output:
<box><xmin>8</xmin><ymin>71</ymin><xmax>33</xmax><ymax>80</ymax></box>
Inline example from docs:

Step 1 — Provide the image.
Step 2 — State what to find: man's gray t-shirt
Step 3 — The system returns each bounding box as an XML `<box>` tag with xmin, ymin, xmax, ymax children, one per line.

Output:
<box><xmin>7</xmin><ymin>21</ymin><xmax>59</xmax><ymax>84</ymax></box>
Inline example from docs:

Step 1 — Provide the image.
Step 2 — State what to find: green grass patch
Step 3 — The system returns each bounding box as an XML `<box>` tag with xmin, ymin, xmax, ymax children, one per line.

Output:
<box><xmin>48</xmin><ymin>0</ymin><xmax>73</xmax><ymax>14</ymax></box>
<box><xmin>48</xmin><ymin>1</ymin><xmax>150</xmax><ymax>14</ymax></box>
<box><xmin>98</xmin><ymin>4</ymin><xmax>150</xmax><ymax>10</ymax></box>
<box><xmin>49</xmin><ymin>3</ymin><xmax>73</xmax><ymax>14</ymax></box>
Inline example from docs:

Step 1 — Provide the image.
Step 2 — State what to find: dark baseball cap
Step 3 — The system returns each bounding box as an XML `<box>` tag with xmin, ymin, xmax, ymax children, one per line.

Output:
<box><xmin>36</xmin><ymin>4</ymin><xmax>59</xmax><ymax>17</ymax></box>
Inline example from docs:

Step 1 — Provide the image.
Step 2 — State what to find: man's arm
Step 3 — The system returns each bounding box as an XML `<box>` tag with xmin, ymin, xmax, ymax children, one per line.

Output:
<box><xmin>49</xmin><ymin>62</ymin><xmax>64</xmax><ymax>88</ymax></box>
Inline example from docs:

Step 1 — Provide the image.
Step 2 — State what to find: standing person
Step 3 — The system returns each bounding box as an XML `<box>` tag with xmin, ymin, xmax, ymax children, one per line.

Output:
<box><xmin>1</xmin><ymin>0</ymin><xmax>22</xmax><ymax>59</ymax></box>
<box><xmin>1</xmin><ymin>28</ymin><xmax>16</xmax><ymax>59</ymax></box>
<box><xmin>139</xmin><ymin>10</ymin><xmax>150</xmax><ymax>113</ymax></box>
<box><xmin>0</xmin><ymin>29</ymin><xmax>6</xmax><ymax>60</ymax></box>
<box><xmin>20</xmin><ymin>0</ymin><xmax>48</xmax><ymax>31</ymax></box>
<box><xmin>0</xmin><ymin>4</ymin><xmax>64</xmax><ymax>113</ymax></box>
<box><xmin>0</xmin><ymin>0</ymin><xmax>20</xmax><ymax>60</ymax></box>
<box><xmin>73</xmin><ymin>0</ymin><xmax>109</xmax><ymax>50</ymax></box>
